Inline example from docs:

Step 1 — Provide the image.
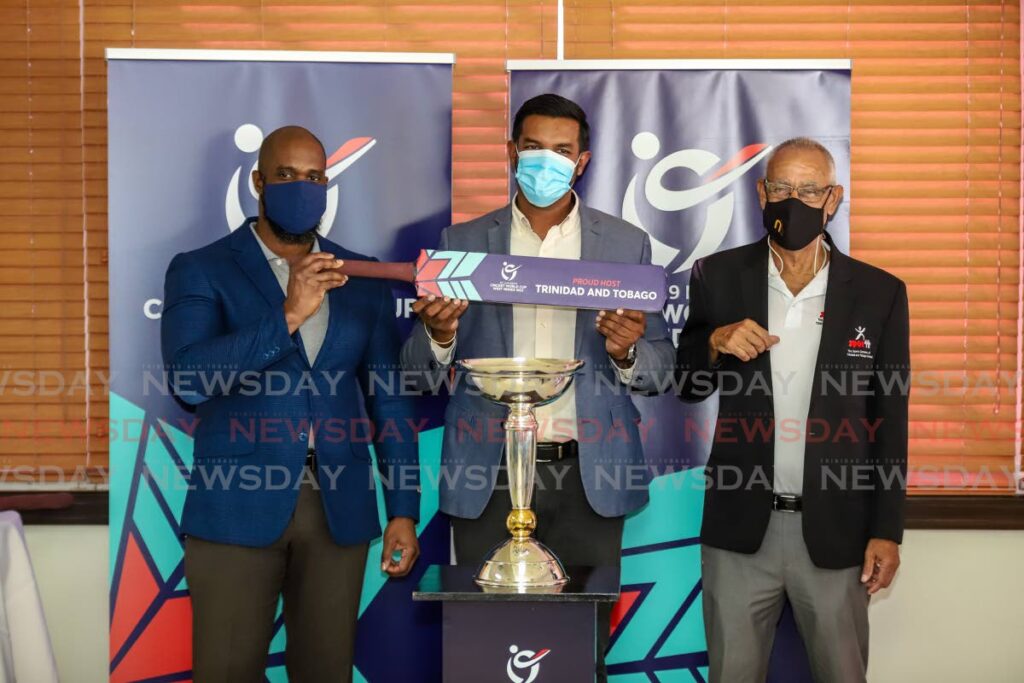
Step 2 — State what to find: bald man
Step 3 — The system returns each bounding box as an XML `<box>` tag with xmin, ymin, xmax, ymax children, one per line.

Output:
<box><xmin>161</xmin><ymin>126</ymin><xmax>420</xmax><ymax>682</ymax></box>
<box><xmin>676</xmin><ymin>138</ymin><xmax>909</xmax><ymax>682</ymax></box>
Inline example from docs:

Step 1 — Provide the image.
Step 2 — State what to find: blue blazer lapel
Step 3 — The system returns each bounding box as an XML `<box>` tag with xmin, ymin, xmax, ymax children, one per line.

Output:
<box><xmin>487</xmin><ymin>210</ymin><xmax>513</xmax><ymax>358</ymax></box>
<box><xmin>231</xmin><ymin>222</ymin><xmax>287</xmax><ymax>310</ymax></box>
<box><xmin>231</xmin><ymin>223</ymin><xmax>312</xmax><ymax>367</ymax></box>
<box><xmin>574</xmin><ymin>206</ymin><xmax>604</xmax><ymax>359</ymax></box>
<box><xmin>315</xmin><ymin>239</ymin><xmax>349</xmax><ymax>370</ymax></box>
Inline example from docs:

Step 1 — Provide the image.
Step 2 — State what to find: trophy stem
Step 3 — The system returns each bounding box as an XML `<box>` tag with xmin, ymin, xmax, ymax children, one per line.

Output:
<box><xmin>505</xmin><ymin>403</ymin><xmax>538</xmax><ymax>541</ymax></box>
<box><xmin>505</xmin><ymin>403</ymin><xmax>536</xmax><ymax>511</ymax></box>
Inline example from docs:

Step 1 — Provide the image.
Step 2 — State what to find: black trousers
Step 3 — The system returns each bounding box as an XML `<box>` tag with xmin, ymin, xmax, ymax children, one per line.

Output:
<box><xmin>185</xmin><ymin>482</ymin><xmax>368</xmax><ymax>683</ymax></box>
<box><xmin>451</xmin><ymin>456</ymin><xmax>625</xmax><ymax>683</ymax></box>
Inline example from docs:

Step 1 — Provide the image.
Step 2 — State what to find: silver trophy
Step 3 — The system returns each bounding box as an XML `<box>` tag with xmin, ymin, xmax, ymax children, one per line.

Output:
<box><xmin>457</xmin><ymin>357</ymin><xmax>585</xmax><ymax>592</ymax></box>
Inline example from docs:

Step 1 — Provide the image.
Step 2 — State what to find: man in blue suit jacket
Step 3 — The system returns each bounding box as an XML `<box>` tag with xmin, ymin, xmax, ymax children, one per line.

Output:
<box><xmin>161</xmin><ymin>126</ymin><xmax>419</xmax><ymax>683</ymax></box>
<box><xmin>400</xmin><ymin>94</ymin><xmax>674</xmax><ymax>681</ymax></box>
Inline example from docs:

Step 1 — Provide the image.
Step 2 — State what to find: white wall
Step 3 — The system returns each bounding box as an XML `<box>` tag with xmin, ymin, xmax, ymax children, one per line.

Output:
<box><xmin>868</xmin><ymin>529</ymin><xmax>1024</xmax><ymax>683</ymax></box>
<box><xmin>20</xmin><ymin>526</ymin><xmax>1024</xmax><ymax>683</ymax></box>
<box><xmin>24</xmin><ymin>525</ymin><xmax>108</xmax><ymax>683</ymax></box>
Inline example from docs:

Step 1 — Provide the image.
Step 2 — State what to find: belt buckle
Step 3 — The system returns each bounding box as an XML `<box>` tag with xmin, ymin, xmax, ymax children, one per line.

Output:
<box><xmin>536</xmin><ymin>443</ymin><xmax>559</xmax><ymax>464</ymax></box>
<box><xmin>774</xmin><ymin>494</ymin><xmax>798</xmax><ymax>512</ymax></box>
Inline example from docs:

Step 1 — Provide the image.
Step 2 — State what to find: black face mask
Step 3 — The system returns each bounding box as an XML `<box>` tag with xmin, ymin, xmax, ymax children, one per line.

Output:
<box><xmin>762</xmin><ymin>190</ymin><xmax>832</xmax><ymax>250</ymax></box>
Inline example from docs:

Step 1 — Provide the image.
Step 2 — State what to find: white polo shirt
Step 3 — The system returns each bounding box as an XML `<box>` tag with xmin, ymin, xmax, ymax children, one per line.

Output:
<box><xmin>767</xmin><ymin>243</ymin><xmax>829</xmax><ymax>495</ymax></box>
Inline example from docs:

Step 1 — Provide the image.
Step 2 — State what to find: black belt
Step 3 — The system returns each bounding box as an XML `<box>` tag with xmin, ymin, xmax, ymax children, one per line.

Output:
<box><xmin>772</xmin><ymin>493</ymin><xmax>802</xmax><ymax>512</ymax></box>
<box><xmin>535</xmin><ymin>440</ymin><xmax>578</xmax><ymax>463</ymax></box>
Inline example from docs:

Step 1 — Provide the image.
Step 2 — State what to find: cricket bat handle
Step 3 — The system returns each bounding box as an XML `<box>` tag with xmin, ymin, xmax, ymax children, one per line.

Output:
<box><xmin>337</xmin><ymin>259</ymin><xmax>415</xmax><ymax>283</ymax></box>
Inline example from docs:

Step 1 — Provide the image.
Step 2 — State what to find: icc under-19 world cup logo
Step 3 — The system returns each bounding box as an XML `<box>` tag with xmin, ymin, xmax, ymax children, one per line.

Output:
<box><xmin>621</xmin><ymin>131</ymin><xmax>772</xmax><ymax>274</ymax></box>
<box><xmin>617</xmin><ymin>132</ymin><xmax>772</xmax><ymax>332</ymax></box>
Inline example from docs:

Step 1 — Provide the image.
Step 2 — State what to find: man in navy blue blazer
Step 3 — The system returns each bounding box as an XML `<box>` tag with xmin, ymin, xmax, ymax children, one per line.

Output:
<box><xmin>161</xmin><ymin>126</ymin><xmax>420</xmax><ymax>683</ymax></box>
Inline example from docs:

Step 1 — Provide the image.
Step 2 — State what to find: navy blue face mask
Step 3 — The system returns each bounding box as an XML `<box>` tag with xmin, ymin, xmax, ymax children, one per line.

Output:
<box><xmin>261</xmin><ymin>180</ymin><xmax>327</xmax><ymax>235</ymax></box>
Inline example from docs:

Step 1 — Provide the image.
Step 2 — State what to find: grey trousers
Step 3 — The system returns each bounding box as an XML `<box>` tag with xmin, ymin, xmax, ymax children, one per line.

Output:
<box><xmin>701</xmin><ymin>511</ymin><xmax>870</xmax><ymax>683</ymax></box>
<box><xmin>185</xmin><ymin>482</ymin><xmax>369</xmax><ymax>683</ymax></box>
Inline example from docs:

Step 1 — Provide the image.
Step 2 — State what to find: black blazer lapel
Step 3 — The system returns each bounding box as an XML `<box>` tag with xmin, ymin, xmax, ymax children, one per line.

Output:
<box><xmin>810</xmin><ymin>233</ymin><xmax>855</xmax><ymax>409</ymax></box>
<box><xmin>742</xmin><ymin>237</ymin><xmax>773</xmax><ymax>389</ymax></box>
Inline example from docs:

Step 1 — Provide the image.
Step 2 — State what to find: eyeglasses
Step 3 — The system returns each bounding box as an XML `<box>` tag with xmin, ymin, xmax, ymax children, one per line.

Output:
<box><xmin>763</xmin><ymin>180</ymin><xmax>833</xmax><ymax>203</ymax></box>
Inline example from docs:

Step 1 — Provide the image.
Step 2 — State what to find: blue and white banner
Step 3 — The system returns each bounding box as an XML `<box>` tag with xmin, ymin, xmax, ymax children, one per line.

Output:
<box><xmin>510</xmin><ymin>60</ymin><xmax>851</xmax><ymax>682</ymax></box>
<box><xmin>107</xmin><ymin>49</ymin><xmax>453</xmax><ymax>683</ymax></box>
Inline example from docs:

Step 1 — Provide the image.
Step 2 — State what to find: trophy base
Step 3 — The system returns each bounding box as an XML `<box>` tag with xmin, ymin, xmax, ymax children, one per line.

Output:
<box><xmin>474</xmin><ymin>537</ymin><xmax>570</xmax><ymax>593</ymax></box>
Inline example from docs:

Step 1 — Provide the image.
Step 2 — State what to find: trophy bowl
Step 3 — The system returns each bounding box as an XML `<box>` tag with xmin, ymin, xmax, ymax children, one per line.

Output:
<box><xmin>457</xmin><ymin>357</ymin><xmax>585</xmax><ymax>592</ymax></box>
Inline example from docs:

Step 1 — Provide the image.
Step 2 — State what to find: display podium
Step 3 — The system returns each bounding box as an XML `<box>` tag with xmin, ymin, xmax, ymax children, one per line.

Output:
<box><xmin>413</xmin><ymin>565</ymin><xmax>620</xmax><ymax>682</ymax></box>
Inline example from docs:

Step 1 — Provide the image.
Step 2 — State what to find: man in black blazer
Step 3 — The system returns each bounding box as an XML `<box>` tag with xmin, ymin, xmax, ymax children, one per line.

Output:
<box><xmin>676</xmin><ymin>137</ymin><xmax>909</xmax><ymax>682</ymax></box>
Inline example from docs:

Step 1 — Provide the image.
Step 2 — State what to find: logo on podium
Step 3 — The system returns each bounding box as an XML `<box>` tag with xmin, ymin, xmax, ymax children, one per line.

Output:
<box><xmin>506</xmin><ymin>645</ymin><xmax>551</xmax><ymax>683</ymax></box>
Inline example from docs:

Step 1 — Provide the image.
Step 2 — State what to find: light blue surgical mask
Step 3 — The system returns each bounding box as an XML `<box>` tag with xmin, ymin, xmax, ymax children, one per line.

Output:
<box><xmin>514</xmin><ymin>149</ymin><xmax>579</xmax><ymax>208</ymax></box>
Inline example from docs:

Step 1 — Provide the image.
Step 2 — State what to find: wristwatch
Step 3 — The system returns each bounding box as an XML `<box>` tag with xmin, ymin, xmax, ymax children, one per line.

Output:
<box><xmin>619</xmin><ymin>343</ymin><xmax>638</xmax><ymax>368</ymax></box>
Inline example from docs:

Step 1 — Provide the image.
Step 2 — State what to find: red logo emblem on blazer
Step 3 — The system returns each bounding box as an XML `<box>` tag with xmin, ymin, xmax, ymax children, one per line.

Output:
<box><xmin>848</xmin><ymin>326</ymin><xmax>871</xmax><ymax>349</ymax></box>
<box><xmin>847</xmin><ymin>326</ymin><xmax>874</xmax><ymax>359</ymax></box>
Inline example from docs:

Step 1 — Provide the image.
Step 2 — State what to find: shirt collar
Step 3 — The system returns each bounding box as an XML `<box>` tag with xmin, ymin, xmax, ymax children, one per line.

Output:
<box><xmin>768</xmin><ymin>238</ymin><xmax>830</xmax><ymax>298</ymax></box>
<box><xmin>250</xmin><ymin>221</ymin><xmax>320</xmax><ymax>262</ymax></box>
<box><xmin>510</xmin><ymin>191</ymin><xmax>582</xmax><ymax>239</ymax></box>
